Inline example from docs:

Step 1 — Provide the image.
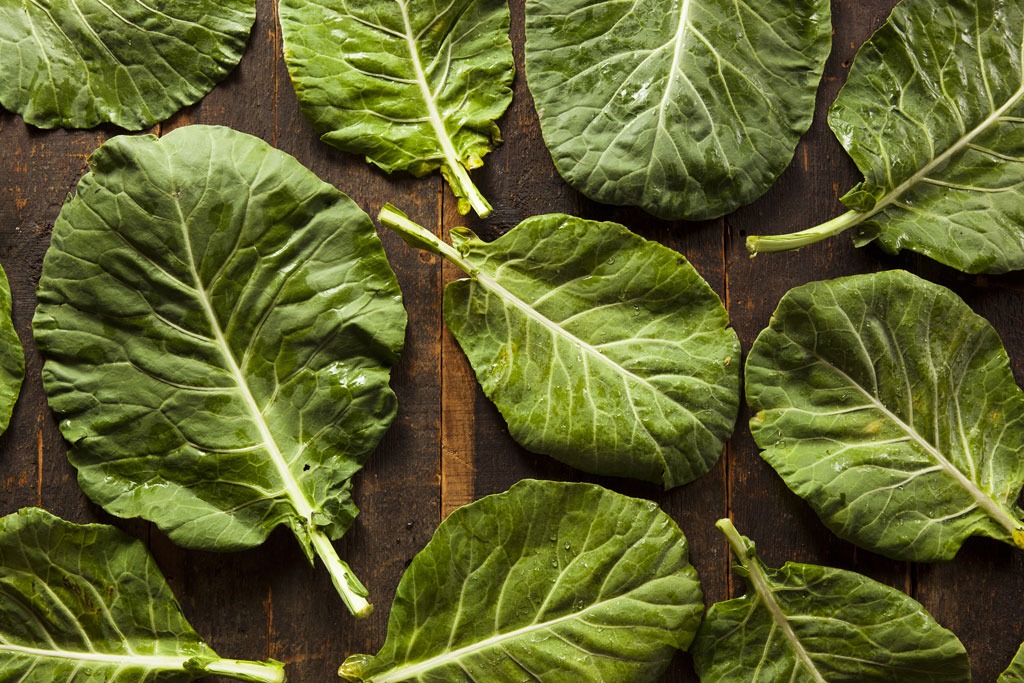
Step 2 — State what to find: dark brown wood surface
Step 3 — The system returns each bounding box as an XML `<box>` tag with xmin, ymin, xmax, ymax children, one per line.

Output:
<box><xmin>1</xmin><ymin>1</ymin><xmax>1023</xmax><ymax>681</ymax></box>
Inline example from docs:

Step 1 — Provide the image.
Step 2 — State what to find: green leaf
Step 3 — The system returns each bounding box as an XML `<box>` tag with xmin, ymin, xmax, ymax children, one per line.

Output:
<box><xmin>0</xmin><ymin>264</ymin><xmax>24</xmax><ymax>436</ymax></box>
<box><xmin>524</xmin><ymin>0</ymin><xmax>831</xmax><ymax>220</ymax></box>
<box><xmin>692</xmin><ymin>519</ymin><xmax>970</xmax><ymax>683</ymax></box>
<box><xmin>0</xmin><ymin>0</ymin><xmax>254</xmax><ymax>130</ymax></box>
<box><xmin>0</xmin><ymin>507</ymin><xmax>285</xmax><ymax>683</ymax></box>
<box><xmin>745</xmin><ymin>270</ymin><xmax>1024</xmax><ymax>561</ymax></box>
<box><xmin>1000</xmin><ymin>643</ymin><xmax>1024</xmax><ymax>683</ymax></box>
<box><xmin>339</xmin><ymin>479</ymin><xmax>703</xmax><ymax>683</ymax></box>
<box><xmin>32</xmin><ymin>125</ymin><xmax>407</xmax><ymax>617</ymax></box>
<box><xmin>748</xmin><ymin>0</ymin><xmax>1024</xmax><ymax>274</ymax></box>
<box><xmin>380</xmin><ymin>205</ymin><xmax>740</xmax><ymax>488</ymax></box>
<box><xmin>279</xmin><ymin>0</ymin><xmax>513</xmax><ymax>217</ymax></box>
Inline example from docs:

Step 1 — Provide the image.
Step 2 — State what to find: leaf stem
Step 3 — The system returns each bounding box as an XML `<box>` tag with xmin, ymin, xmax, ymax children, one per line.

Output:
<box><xmin>309</xmin><ymin>527</ymin><xmax>372</xmax><ymax>619</ymax></box>
<box><xmin>745</xmin><ymin>209</ymin><xmax>866</xmax><ymax>255</ymax></box>
<box><xmin>378</xmin><ymin>204</ymin><xmax>477</xmax><ymax>274</ymax></box>
<box><xmin>193</xmin><ymin>657</ymin><xmax>286</xmax><ymax>683</ymax></box>
<box><xmin>444</xmin><ymin>162</ymin><xmax>493</xmax><ymax>218</ymax></box>
<box><xmin>716</xmin><ymin>517</ymin><xmax>752</xmax><ymax>561</ymax></box>
<box><xmin>716</xmin><ymin>518</ymin><xmax>827</xmax><ymax>683</ymax></box>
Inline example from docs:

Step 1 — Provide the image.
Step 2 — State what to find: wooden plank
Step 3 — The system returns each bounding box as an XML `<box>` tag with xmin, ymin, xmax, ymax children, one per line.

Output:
<box><xmin>440</xmin><ymin>200</ymin><xmax>479</xmax><ymax>519</ymax></box>
<box><xmin>1</xmin><ymin>0</ymin><xmax>1023</xmax><ymax>680</ymax></box>
<box><xmin>723</xmin><ymin>0</ymin><xmax>908</xmax><ymax>570</ymax></box>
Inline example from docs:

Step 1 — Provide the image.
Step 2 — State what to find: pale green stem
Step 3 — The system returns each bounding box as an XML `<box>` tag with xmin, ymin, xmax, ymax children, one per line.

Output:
<box><xmin>310</xmin><ymin>527</ymin><xmax>372</xmax><ymax>618</ymax></box>
<box><xmin>716</xmin><ymin>518</ymin><xmax>827</xmax><ymax>683</ymax></box>
<box><xmin>378</xmin><ymin>204</ymin><xmax>476</xmax><ymax>275</ymax></box>
<box><xmin>445</xmin><ymin>162</ymin><xmax>493</xmax><ymax>218</ymax></box>
<box><xmin>717</xmin><ymin>517</ymin><xmax>755</xmax><ymax>565</ymax></box>
<box><xmin>745</xmin><ymin>209</ymin><xmax>867</xmax><ymax>255</ymax></box>
<box><xmin>0</xmin><ymin>645</ymin><xmax>287</xmax><ymax>683</ymax></box>
<box><xmin>195</xmin><ymin>657</ymin><xmax>286</xmax><ymax>683</ymax></box>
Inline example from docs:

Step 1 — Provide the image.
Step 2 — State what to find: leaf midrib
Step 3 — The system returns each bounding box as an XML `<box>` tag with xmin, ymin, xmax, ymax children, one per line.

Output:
<box><xmin>369</xmin><ymin>585</ymin><xmax>653</xmax><ymax>682</ymax></box>
<box><xmin>397</xmin><ymin>0</ymin><xmax>463</xmax><ymax>177</ymax></box>
<box><xmin>0</xmin><ymin>641</ymin><xmax>192</xmax><ymax>670</ymax></box>
<box><xmin>655</xmin><ymin>0</ymin><xmax>692</xmax><ymax>122</ymax></box>
<box><xmin>743</xmin><ymin>560</ymin><xmax>827</xmax><ymax>683</ymax></box>
<box><xmin>174</xmin><ymin>197</ymin><xmax>314</xmax><ymax>522</ymax></box>
<box><xmin>473</xmin><ymin>266</ymin><xmax>709</xmax><ymax>432</ymax></box>
<box><xmin>807</xmin><ymin>348</ymin><xmax>1020</xmax><ymax>537</ymax></box>
<box><xmin>861</xmin><ymin>81</ymin><xmax>1024</xmax><ymax>219</ymax></box>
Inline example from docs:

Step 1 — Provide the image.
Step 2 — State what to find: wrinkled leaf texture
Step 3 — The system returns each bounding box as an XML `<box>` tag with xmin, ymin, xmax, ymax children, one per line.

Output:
<box><xmin>835</xmin><ymin>0</ymin><xmax>1024</xmax><ymax>272</ymax></box>
<box><xmin>33</xmin><ymin>125</ymin><xmax>406</xmax><ymax>612</ymax></box>
<box><xmin>752</xmin><ymin>0</ymin><xmax>1024</xmax><ymax>272</ymax></box>
<box><xmin>0</xmin><ymin>508</ymin><xmax>285</xmax><ymax>683</ymax></box>
<box><xmin>382</xmin><ymin>206</ymin><xmax>740</xmax><ymax>488</ymax></box>
<box><xmin>746</xmin><ymin>270</ymin><xmax>1024</xmax><ymax>561</ymax></box>
<box><xmin>279</xmin><ymin>0</ymin><xmax>513</xmax><ymax>217</ymax></box>
<box><xmin>0</xmin><ymin>264</ymin><xmax>23</xmax><ymax>436</ymax></box>
<box><xmin>524</xmin><ymin>0</ymin><xmax>831</xmax><ymax>220</ymax></box>
<box><xmin>0</xmin><ymin>0</ymin><xmax>254</xmax><ymax>129</ymax></box>
<box><xmin>340</xmin><ymin>479</ymin><xmax>703</xmax><ymax>683</ymax></box>
<box><xmin>692</xmin><ymin>519</ymin><xmax>970</xmax><ymax>682</ymax></box>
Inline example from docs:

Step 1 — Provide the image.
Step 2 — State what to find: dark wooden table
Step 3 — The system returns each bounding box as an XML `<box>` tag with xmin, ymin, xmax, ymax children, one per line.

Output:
<box><xmin>2</xmin><ymin>1</ymin><xmax>1022</xmax><ymax>681</ymax></box>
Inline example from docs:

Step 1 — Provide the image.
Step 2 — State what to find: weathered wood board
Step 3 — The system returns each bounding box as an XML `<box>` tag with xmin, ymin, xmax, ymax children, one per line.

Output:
<box><xmin>1</xmin><ymin>1</ymin><xmax>1022</xmax><ymax>680</ymax></box>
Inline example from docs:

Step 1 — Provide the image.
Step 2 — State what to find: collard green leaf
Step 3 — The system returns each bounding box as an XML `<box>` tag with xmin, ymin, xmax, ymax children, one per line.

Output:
<box><xmin>340</xmin><ymin>479</ymin><xmax>703</xmax><ymax>683</ymax></box>
<box><xmin>0</xmin><ymin>264</ymin><xmax>24</xmax><ymax>436</ymax></box>
<box><xmin>746</xmin><ymin>270</ymin><xmax>1024</xmax><ymax>561</ymax></box>
<box><xmin>749</xmin><ymin>0</ymin><xmax>1024</xmax><ymax>274</ymax></box>
<box><xmin>0</xmin><ymin>507</ymin><xmax>285</xmax><ymax>683</ymax></box>
<box><xmin>0</xmin><ymin>0</ymin><xmax>253</xmax><ymax>130</ymax></box>
<box><xmin>524</xmin><ymin>0</ymin><xmax>831</xmax><ymax>220</ymax></box>
<box><xmin>279</xmin><ymin>0</ymin><xmax>513</xmax><ymax>217</ymax></box>
<box><xmin>380</xmin><ymin>205</ymin><xmax>740</xmax><ymax>488</ymax></box>
<box><xmin>1000</xmin><ymin>643</ymin><xmax>1024</xmax><ymax>683</ymax></box>
<box><xmin>32</xmin><ymin>125</ymin><xmax>407</xmax><ymax>616</ymax></box>
<box><xmin>692</xmin><ymin>519</ymin><xmax>970</xmax><ymax>683</ymax></box>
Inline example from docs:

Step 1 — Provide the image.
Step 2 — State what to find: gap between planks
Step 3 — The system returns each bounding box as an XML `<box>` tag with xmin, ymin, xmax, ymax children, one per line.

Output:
<box><xmin>440</xmin><ymin>195</ymin><xmax>477</xmax><ymax>519</ymax></box>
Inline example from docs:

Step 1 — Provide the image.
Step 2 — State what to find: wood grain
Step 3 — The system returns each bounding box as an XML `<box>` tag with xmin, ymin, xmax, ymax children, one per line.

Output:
<box><xmin>2</xmin><ymin>0</ymin><xmax>1024</xmax><ymax>681</ymax></box>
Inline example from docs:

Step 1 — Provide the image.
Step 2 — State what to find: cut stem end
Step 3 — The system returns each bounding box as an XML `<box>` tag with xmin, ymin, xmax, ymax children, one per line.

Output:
<box><xmin>310</xmin><ymin>528</ymin><xmax>373</xmax><ymax>619</ymax></box>
<box><xmin>746</xmin><ymin>210</ymin><xmax>866</xmax><ymax>255</ymax></box>
<box><xmin>378</xmin><ymin>205</ymin><xmax>475</xmax><ymax>275</ymax></box>
<box><xmin>446</xmin><ymin>162</ymin><xmax>492</xmax><ymax>218</ymax></box>
<box><xmin>195</xmin><ymin>658</ymin><xmax>286</xmax><ymax>683</ymax></box>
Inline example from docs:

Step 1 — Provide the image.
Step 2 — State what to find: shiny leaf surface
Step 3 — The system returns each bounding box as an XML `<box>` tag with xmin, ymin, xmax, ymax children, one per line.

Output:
<box><xmin>524</xmin><ymin>0</ymin><xmax>830</xmax><ymax>220</ymax></box>
<box><xmin>749</xmin><ymin>0</ymin><xmax>1024</xmax><ymax>273</ymax></box>
<box><xmin>340</xmin><ymin>480</ymin><xmax>703</xmax><ymax>683</ymax></box>
<box><xmin>692</xmin><ymin>519</ymin><xmax>970</xmax><ymax>682</ymax></box>
<box><xmin>279</xmin><ymin>0</ymin><xmax>513</xmax><ymax>217</ymax></box>
<box><xmin>381</xmin><ymin>205</ymin><xmax>740</xmax><ymax>488</ymax></box>
<box><xmin>33</xmin><ymin>125</ymin><xmax>407</xmax><ymax>616</ymax></box>
<box><xmin>0</xmin><ymin>0</ymin><xmax>253</xmax><ymax>129</ymax></box>
<box><xmin>746</xmin><ymin>270</ymin><xmax>1024</xmax><ymax>561</ymax></box>
<box><xmin>0</xmin><ymin>508</ymin><xmax>284</xmax><ymax>683</ymax></box>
